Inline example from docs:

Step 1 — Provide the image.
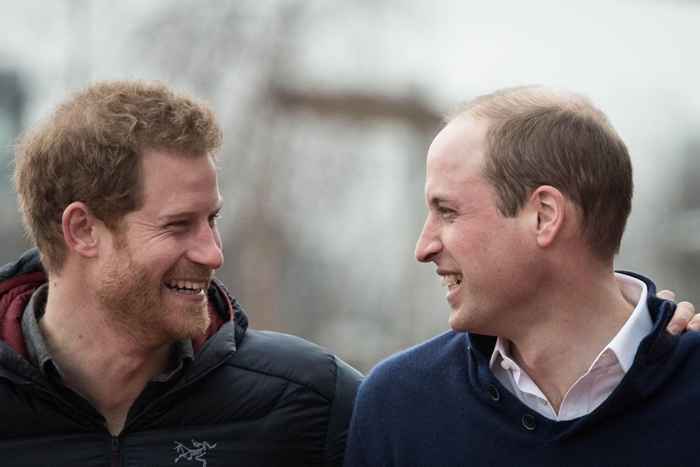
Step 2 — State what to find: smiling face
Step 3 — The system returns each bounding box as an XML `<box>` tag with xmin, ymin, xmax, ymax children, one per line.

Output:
<box><xmin>415</xmin><ymin>115</ymin><xmax>541</xmax><ymax>335</ymax></box>
<box><xmin>95</xmin><ymin>149</ymin><xmax>224</xmax><ymax>345</ymax></box>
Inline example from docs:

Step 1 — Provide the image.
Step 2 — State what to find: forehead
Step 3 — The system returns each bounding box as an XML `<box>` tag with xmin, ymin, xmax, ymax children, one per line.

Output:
<box><xmin>425</xmin><ymin>115</ymin><xmax>490</xmax><ymax>197</ymax></box>
<box><xmin>139</xmin><ymin>149</ymin><xmax>221</xmax><ymax>211</ymax></box>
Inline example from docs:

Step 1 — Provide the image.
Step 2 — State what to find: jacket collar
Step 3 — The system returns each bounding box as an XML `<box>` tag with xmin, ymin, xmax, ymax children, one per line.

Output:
<box><xmin>0</xmin><ymin>249</ymin><xmax>247</xmax><ymax>357</ymax></box>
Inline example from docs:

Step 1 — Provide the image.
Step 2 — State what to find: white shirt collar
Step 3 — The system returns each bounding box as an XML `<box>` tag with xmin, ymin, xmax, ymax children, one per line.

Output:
<box><xmin>487</xmin><ymin>272</ymin><xmax>652</xmax><ymax>420</ymax></box>
<box><xmin>607</xmin><ymin>273</ymin><xmax>651</xmax><ymax>371</ymax></box>
<box><xmin>489</xmin><ymin>272</ymin><xmax>651</xmax><ymax>379</ymax></box>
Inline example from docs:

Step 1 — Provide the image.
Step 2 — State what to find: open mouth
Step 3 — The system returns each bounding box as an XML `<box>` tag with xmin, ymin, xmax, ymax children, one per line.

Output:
<box><xmin>441</xmin><ymin>274</ymin><xmax>462</xmax><ymax>290</ymax></box>
<box><xmin>163</xmin><ymin>280</ymin><xmax>208</xmax><ymax>295</ymax></box>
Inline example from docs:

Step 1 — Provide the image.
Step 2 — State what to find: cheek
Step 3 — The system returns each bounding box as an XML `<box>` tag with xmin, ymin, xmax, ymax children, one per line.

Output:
<box><xmin>454</xmin><ymin>231</ymin><xmax>514</xmax><ymax>278</ymax></box>
<box><xmin>139</xmin><ymin>247</ymin><xmax>185</xmax><ymax>276</ymax></box>
<box><xmin>450</xmin><ymin>228</ymin><xmax>490</xmax><ymax>257</ymax></box>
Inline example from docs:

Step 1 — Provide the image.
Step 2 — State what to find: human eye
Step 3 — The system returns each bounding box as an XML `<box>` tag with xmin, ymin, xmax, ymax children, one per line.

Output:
<box><xmin>164</xmin><ymin>220</ymin><xmax>190</xmax><ymax>231</ymax></box>
<box><xmin>437</xmin><ymin>205</ymin><xmax>457</xmax><ymax>221</ymax></box>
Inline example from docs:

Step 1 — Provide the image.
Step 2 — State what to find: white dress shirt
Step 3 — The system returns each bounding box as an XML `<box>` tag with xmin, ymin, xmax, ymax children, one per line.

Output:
<box><xmin>489</xmin><ymin>273</ymin><xmax>651</xmax><ymax>421</ymax></box>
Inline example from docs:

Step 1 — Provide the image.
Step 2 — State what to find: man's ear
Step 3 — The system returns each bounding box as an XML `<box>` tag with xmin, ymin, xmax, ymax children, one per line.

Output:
<box><xmin>528</xmin><ymin>185</ymin><xmax>566</xmax><ymax>249</ymax></box>
<box><xmin>61</xmin><ymin>201</ymin><xmax>100</xmax><ymax>258</ymax></box>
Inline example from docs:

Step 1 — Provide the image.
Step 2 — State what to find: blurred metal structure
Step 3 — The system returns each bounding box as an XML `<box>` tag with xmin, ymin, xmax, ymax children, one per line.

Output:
<box><xmin>123</xmin><ymin>1</ymin><xmax>447</xmax><ymax>370</ymax></box>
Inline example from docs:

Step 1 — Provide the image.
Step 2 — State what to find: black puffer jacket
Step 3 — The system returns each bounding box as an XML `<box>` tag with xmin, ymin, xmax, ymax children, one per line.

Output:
<box><xmin>0</xmin><ymin>250</ymin><xmax>362</xmax><ymax>466</ymax></box>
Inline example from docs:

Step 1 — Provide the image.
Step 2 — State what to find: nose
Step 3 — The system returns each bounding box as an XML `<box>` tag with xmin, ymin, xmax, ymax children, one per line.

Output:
<box><xmin>188</xmin><ymin>223</ymin><xmax>224</xmax><ymax>270</ymax></box>
<box><xmin>415</xmin><ymin>215</ymin><xmax>441</xmax><ymax>263</ymax></box>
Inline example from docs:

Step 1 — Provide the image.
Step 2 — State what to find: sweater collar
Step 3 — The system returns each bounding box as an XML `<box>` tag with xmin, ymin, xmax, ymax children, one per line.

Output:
<box><xmin>469</xmin><ymin>272</ymin><xmax>676</xmax><ymax>374</ymax></box>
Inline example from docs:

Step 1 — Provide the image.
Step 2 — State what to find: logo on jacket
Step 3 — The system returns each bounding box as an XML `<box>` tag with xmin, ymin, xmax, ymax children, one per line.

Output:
<box><xmin>174</xmin><ymin>439</ymin><xmax>218</xmax><ymax>467</ymax></box>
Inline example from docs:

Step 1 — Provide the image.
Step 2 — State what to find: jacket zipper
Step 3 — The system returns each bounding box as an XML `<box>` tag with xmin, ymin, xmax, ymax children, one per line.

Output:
<box><xmin>111</xmin><ymin>436</ymin><xmax>121</xmax><ymax>467</ymax></box>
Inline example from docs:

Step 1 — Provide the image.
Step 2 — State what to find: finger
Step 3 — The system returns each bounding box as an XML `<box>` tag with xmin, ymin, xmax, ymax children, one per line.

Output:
<box><xmin>657</xmin><ymin>289</ymin><xmax>676</xmax><ymax>302</ymax></box>
<box><xmin>666</xmin><ymin>301</ymin><xmax>694</xmax><ymax>335</ymax></box>
<box><xmin>679</xmin><ymin>301</ymin><xmax>699</xmax><ymax>332</ymax></box>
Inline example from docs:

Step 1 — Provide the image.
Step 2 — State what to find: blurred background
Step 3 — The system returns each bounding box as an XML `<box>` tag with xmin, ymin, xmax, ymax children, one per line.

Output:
<box><xmin>1</xmin><ymin>0</ymin><xmax>699</xmax><ymax>372</ymax></box>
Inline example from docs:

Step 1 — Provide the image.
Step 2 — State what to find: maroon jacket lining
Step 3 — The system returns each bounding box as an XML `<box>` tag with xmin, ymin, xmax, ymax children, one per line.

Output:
<box><xmin>0</xmin><ymin>270</ymin><xmax>232</xmax><ymax>357</ymax></box>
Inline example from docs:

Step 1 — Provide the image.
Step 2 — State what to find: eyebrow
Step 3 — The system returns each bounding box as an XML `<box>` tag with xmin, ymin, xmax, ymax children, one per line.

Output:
<box><xmin>428</xmin><ymin>196</ymin><xmax>450</xmax><ymax>208</ymax></box>
<box><xmin>159</xmin><ymin>200</ymin><xmax>224</xmax><ymax>223</ymax></box>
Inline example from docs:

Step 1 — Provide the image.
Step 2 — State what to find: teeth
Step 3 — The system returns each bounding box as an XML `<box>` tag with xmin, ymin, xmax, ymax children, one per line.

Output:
<box><xmin>441</xmin><ymin>274</ymin><xmax>462</xmax><ymax>288</ymax></box>
<box><xmin>165</xmin><ymin>280</ymin><xmax>208</xmax><ymax>293</ymax></box>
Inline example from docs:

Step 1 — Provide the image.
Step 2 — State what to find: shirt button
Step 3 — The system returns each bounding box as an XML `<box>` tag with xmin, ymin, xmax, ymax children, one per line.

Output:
<box><xmin>521</xmin><ymin>414</ymin><xmax>537</xmax><ymax>431</ymax></box>
<box><xmin>487</xmin><ymin>384</ymin><xmax>501</xmax><ymax>402</ymax></box>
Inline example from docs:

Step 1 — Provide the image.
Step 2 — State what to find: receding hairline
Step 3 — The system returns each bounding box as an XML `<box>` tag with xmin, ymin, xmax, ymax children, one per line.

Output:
<box><xmin>447</xmin><ymin>85</ymin><xmax>611</xmax><ymax>127</ymax></box>
<box><xmin>440</xmin><ymin>84</ymin><xmax>633</xmax><ymax>261</ymax></box>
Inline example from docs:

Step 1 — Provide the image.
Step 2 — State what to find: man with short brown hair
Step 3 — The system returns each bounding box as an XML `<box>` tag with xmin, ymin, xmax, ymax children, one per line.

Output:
<box><xmin>1</xmin><ymin>80</ymin><xmax>361</xmax><ymax>466</ymax></box>
<box><xmin>345</xmin><ymin>86</ymin><xmax>699</xmax><ymax>466</ymax></box>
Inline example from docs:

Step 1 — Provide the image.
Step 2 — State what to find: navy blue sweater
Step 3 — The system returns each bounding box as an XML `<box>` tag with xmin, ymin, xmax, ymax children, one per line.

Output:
<box><xmin>345</xmin><ymin>278</ymin><xmax>700</xmax><ymax>466</ymax></box>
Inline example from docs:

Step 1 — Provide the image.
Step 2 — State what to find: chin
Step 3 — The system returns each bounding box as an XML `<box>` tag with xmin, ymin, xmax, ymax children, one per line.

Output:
<box><xmin>448</xmin><ymin>311</ymin><xmax>470</xmax><ymax>333</ymax></box>
<box><xmin>165</xmin><ymin>305</ymin><xmax>211</xmax><ymax>340</ymax></box>
<box><xmin>448</xmin><ymin>305</ymin><xmax>488</xmax><ymax>334</ymax></box>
